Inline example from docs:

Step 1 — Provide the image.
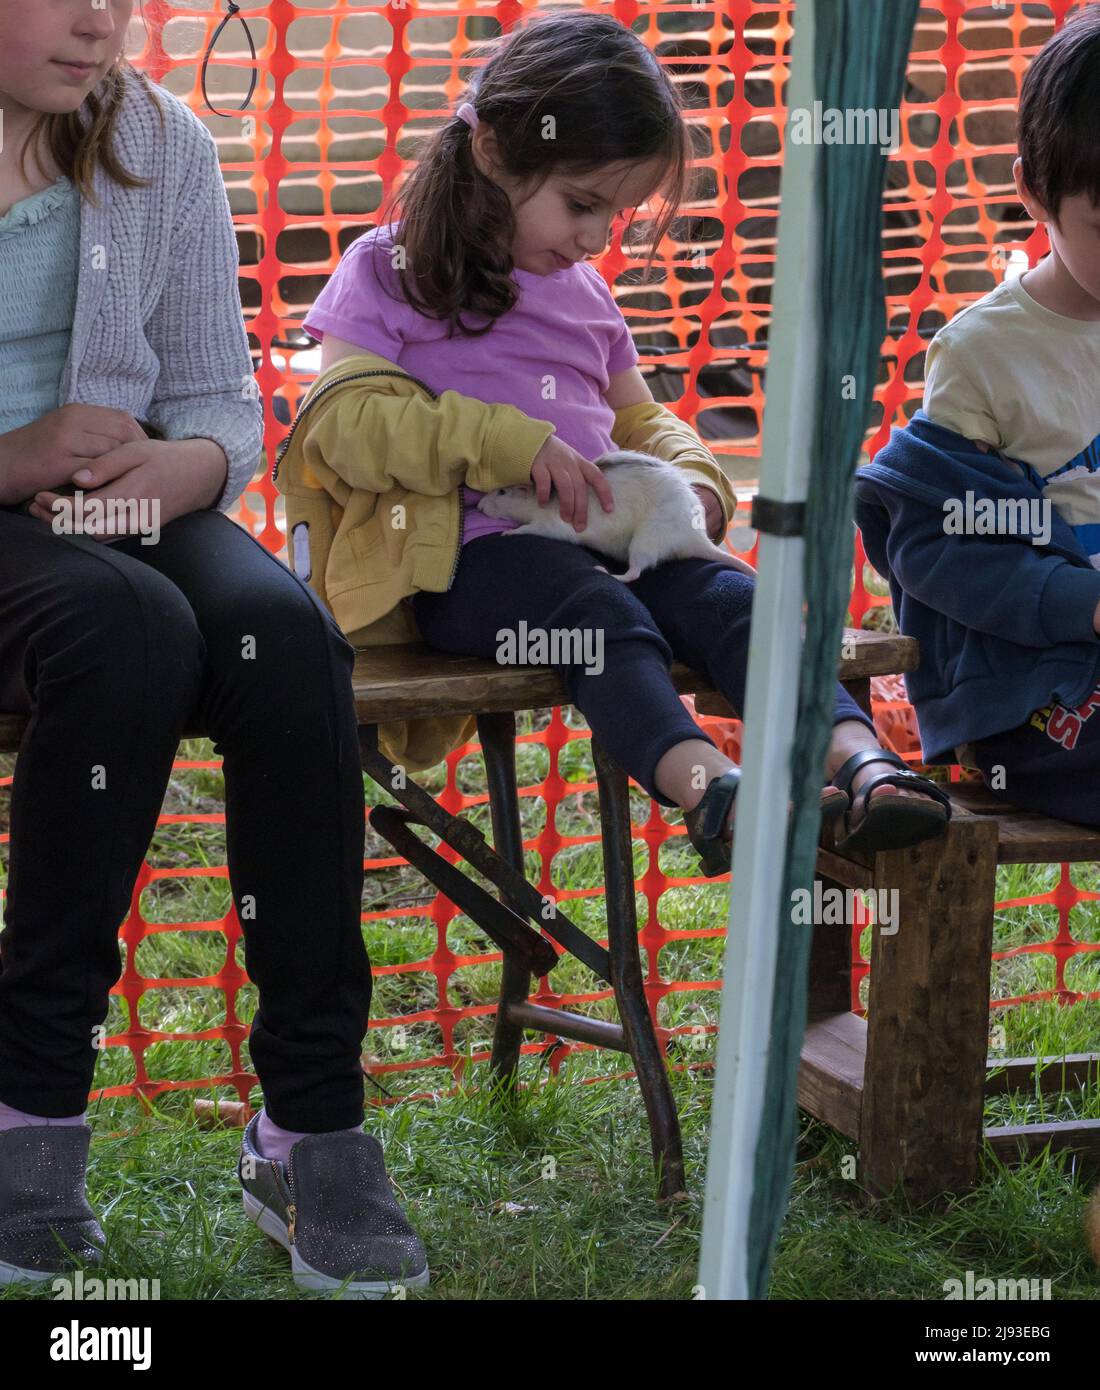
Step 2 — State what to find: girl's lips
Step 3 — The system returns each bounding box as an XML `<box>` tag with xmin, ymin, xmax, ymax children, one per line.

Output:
<box><xmin>53</xmin><ymin>61</ymin><xmax>98</xmax><ymax>78</ymax></box>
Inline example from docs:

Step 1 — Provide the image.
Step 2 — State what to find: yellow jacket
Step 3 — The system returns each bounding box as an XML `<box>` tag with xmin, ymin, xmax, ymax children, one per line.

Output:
<box><xmin>273</xmin><ymin>351</ymin><xmax>738</xmax><ymax>771</ymax></box>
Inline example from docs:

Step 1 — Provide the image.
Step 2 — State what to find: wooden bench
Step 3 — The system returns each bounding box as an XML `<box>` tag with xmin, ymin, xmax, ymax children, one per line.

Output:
<box><xmin>812</xmin><ymin>776</ymin><xmax>1100</xmax><ymax>1203</ymax></box>
<box><xmin>0</xmin><ymin>628</ymin><xmax>910</xmax><ymax>1199</ymax></box>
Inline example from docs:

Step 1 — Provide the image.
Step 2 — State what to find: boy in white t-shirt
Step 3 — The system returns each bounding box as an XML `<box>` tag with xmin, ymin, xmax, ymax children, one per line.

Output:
<box><xmin>919</xmin><ymin>5</ymin><xmax>1100</xmax><ymax>816</ymax></box>
<box><xmin>923</xmin><ymin>6</ymin><xmax>1100</xmax><ymax>562</ymax></box>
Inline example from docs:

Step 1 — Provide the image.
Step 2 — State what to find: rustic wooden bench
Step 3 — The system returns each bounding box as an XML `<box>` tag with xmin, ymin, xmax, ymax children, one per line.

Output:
<box><xmin>0</xmin><ymin>627</ymin><xmax>910</xmax><ymax>1199</ymax></box>
<box><xmin>811</xmin><ymin>777</ymin><xmax>1100</xmax><ymax>1203</ymax></box>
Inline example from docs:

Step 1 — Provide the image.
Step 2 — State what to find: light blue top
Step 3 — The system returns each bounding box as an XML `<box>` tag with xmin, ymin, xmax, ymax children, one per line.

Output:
<box><xmin>0</xmin><ymin>66</ymin><xmax>262</xmax><ymax>514</ymax></box>
<box><xmin>0</xmin><ymin>176</ymin><xmax>81</xmax><ymax>434</ymax></box>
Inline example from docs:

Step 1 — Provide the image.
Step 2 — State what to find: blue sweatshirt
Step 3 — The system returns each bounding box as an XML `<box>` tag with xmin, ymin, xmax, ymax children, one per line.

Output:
<box><xmin>853</xmin><ymin>411</ymin><xmax>1100</xmax><ymax>764</ymax></box>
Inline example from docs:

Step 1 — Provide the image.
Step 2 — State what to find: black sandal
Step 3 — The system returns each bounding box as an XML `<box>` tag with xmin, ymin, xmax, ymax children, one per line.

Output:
<box><xmin>684</xmin><ymin>769</ymin><xmax>849</xmax><ymax>878</ymax></box>
<box><xmin>830</xmin><ymin>748</ymin><xmax>952</xmax><ymax>856</ymax></box>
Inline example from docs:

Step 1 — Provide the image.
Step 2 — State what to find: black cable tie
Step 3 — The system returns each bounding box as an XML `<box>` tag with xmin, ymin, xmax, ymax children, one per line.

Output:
<box><xmin>201</xmin><ymin>2</ymin><xmax>258</xmax><ymax>118</ymax></box>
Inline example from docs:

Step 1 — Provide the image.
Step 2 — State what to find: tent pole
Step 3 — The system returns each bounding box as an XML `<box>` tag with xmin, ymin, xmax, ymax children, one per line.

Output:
<box><xmin>697</xmin><ymin>0</ymin><xmax>821</xmax><ymax>1301</ymax></box>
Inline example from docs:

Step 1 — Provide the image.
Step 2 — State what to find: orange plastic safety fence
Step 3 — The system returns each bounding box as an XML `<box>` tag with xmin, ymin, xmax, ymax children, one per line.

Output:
<box><xmin>2</xmin><ymin>1</ymin><xmax>1092</xmax><ymax>1111</ymax></box>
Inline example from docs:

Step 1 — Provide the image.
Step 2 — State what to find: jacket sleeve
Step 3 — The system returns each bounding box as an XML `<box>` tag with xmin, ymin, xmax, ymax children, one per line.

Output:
<box><xmin>610</xmin><ymin>399</ymin><xmax>737</xmax><ymax>532</ymax></box>
<box><xmin>142</xmin><ymin>122</ymin><xmax>263</xmax><ymax>514</ymax></box>
<box><xmin>300</xmin><ymin>377</ymin><xmax>556</xmax><ymax>497</ymax></box>
<box><xmin>873</xmin><ymin>497</ymin><xmax>1100</xmax><ymax>648</ymax></box>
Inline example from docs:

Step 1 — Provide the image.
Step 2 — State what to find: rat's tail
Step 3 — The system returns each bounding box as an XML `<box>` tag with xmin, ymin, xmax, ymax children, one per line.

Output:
<box><xmin>702</xmin><ymin>541</ymin><xmax>756</xmax><ymax>578</ymax></box>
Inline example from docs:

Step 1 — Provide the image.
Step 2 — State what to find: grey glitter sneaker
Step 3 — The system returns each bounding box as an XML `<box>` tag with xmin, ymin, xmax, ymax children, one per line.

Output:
<box><xmin>0</xmin><ymin>1125</ymin><xmax>106</xmax><ymax>1284</ymax></box>
<box><xmin>238</xmin><ymin>1114</ymin><xmax>429</xmax><ymax>1298</ymax></box>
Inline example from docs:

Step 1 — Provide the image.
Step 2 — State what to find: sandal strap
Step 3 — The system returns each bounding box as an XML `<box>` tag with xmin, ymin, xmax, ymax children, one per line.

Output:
<box><xmin>694</xmin><ymin>768</ymin><xmax>741</xmax><ymax>841</ymax></box>
<box><xmin>831</xmin><ymin>747</ymin><xmax>907</xmax><ymax>795</ymax></box>
<box><xmin>851</xmin><ymin>768</ymin><xmax>953</xmax><ymax>819</ymax></box>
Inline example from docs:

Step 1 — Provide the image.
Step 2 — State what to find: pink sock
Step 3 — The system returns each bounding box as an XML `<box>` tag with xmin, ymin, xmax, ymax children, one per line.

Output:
<box><xmin>0</xmin><ymin>1099</ymin><xmax>88</xmax><ymax>1132</ymax></box>
<box><xmin>254</xmin><ymin>1108</ymin><xmax>362</xmax><ymax>1166</ymax></box>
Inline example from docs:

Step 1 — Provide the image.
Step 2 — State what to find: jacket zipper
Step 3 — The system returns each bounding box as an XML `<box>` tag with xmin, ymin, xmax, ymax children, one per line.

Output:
<box><xmin>271</xmin><ymin>367</ymin><xmax>440</xmax><ymax>486</ymax></box>
<box><xmin>448</xmin><ymin>486</ymin><xmax>465</xmax><ymax>588</ymax></box>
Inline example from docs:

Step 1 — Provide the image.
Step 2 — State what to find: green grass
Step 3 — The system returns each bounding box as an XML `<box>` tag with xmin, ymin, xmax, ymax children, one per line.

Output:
<box><xmin>2</xmin><ymin>722</ymin><xmax>1099</xmax><ymax>1301</ymax></box>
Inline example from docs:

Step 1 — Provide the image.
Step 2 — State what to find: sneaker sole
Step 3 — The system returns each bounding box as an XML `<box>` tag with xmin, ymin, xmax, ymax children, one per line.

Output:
<box><xmin>0</xmin><ymin>1257</ymin><xmax>62</xmax><ymax>1285</ymax></box>
<box><xmin>242</xmin><ymin>1191</ymin><xmax>430</xmax><ymax>1298</ymax></box>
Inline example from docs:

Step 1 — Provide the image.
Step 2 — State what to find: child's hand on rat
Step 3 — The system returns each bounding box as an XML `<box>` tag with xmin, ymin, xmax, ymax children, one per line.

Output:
<box><xmin>530</xmin><ymin>434</ymin><xmax>615</xmax><ymax>534</ymax></box>
<box><xmin>691</xmin><ymin>484</ymin><xmax>725</xmax><ymax>541</ymax></box>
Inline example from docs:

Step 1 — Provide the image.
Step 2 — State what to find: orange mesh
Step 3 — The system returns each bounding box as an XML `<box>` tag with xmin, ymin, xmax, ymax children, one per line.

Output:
<box><xmin>1</xmin><ymin>1</ymin><xmax>1092</xmax><ymax>1110</ymax></box>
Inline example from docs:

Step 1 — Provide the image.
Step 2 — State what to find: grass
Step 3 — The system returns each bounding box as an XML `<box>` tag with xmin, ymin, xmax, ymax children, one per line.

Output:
<box><xmin>1</xmin><ymin>719</ymin><xmax>1099</xmax><ymax>1301</ymax></box>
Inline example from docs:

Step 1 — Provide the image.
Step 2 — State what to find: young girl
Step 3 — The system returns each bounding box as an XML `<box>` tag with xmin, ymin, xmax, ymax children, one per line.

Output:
<box><xmin>0</xmin><ymin>0</ymin><xmax>425</xmax><ymax>1297</ymax></box>
<box><xmin>296</xmin><ymin>10</ymin><xmax>952</xmax><ymax>876</ymax></box>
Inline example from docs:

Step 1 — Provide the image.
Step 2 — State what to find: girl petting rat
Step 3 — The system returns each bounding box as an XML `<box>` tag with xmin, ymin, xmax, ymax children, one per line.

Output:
<box><xmin>284</xmin><ymin>9</ymin><xmax>951</xmax><ymax>875</ymax></box>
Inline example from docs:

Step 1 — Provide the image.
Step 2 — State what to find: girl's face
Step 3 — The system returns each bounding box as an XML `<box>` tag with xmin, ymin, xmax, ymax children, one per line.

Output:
<box><xmin>472</xmin><ymin>129</ymin><xmax>667</xmax><ymax>276</ymax></box>
<box><xmin>0</xmin><ymin>0</ymin><xmax>133</xmax><ymax>120</ymax></box>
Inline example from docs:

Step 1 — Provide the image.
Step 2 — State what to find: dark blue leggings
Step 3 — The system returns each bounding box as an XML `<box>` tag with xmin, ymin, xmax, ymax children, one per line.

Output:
<box><xmin>411</xmin><ymin>534</ymin><xmax>874</xmax><ymax>805</ymax></box>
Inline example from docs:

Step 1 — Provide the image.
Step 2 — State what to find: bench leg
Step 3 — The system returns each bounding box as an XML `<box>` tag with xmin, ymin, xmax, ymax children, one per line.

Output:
<box><xmin>592</xmin><ymin>738</ymin><xmax>686</xmax><ymax>1199</ymax></box>
<box><xmin>478</xmin><ymin>713</ymin><xmax>534</xmax><ymax>1092</ymax></box>
<box><xmin>859</xmin><ymin>817</ymin><xmax>998</xmax><ymax>1202</ymax></box>
<box><xmin>807</xmin><ymin>871</ymin><xmax>856</xmax><ymax>1018</ymax></box>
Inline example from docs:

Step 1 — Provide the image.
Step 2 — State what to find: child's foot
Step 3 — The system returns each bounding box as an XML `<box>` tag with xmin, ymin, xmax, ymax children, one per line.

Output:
<box><xmin>683</xmin><ymin>769</ymin><xmax>848</xmax><ymax>877</ymax></box>
<box><xmin>238</xmin><ymin>1114</ymin><xmax>429</xmax><ymax>1298</ymax></box>
<box><xmin>0</xmin><ymin>1125</ymin><xmax>105</xmax><ymax>1283</ymax></box>
<box><xmin>840</xmin><ymin>760</ymin><xmax>939</xmax><ymax>830</ymax></box>
<box><xmin>826</xmin><ymin>747</ymin><xmax>951</xmax><ymax>854</ymax></box>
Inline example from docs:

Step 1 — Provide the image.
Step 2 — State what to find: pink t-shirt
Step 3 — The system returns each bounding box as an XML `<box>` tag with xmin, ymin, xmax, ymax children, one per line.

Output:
<box><xmin>302</xmin><ymin>222</ymin><xmax>640</xmax><ymax>545</ymax></box>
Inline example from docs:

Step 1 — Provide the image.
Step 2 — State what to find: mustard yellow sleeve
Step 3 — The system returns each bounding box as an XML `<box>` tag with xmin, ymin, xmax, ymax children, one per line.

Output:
<box><xmin>610</xmin><ymin>399</ymin><xmax>737</xmax><ymax>531</ymax></box>
<box><xmin>922</xmin><ymin>335</ymin><xmax>1002</xmax><ymax>449</ymax></box>
<box><xmin>302</xmin><ymin>380</ymin><xmax>556</xmax><ymax>496</ymax></box>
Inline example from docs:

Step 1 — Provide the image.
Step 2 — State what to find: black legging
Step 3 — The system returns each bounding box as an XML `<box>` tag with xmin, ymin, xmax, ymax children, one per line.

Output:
<box><xmin>0</xmin><ymin>506</ymin><xmax>371</xmax><ymax>1129</ymax></box>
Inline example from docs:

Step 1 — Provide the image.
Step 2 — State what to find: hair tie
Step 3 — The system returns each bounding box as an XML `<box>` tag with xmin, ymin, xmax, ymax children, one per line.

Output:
<box><xmin>456</xmin><ymin>102</ymin><xmax>479</xmax><ymax>131</ymax></box>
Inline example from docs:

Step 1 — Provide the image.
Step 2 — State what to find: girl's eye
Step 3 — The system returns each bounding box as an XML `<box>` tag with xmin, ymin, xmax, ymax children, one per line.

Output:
<box><xmin>569</xmin><ymin>200</ymin><xmax>595</xmax><ymax>215</ymax></box>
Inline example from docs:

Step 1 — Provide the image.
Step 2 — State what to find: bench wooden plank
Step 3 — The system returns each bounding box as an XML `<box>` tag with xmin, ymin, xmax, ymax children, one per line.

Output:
<box><xmin>984</xmin><ymin>1118</ymin><xmax>1100</xmax><ymax>1174</ymax></box>
<box><xmin>0</xmin><ymin>628</ymin><xmax>918</xmax><ymax>749</ymax></box>
<box><xmin>985</xmin><ymin>1053</ymin><xmax>1100</xmax><ymax>1096</ymax></box>
<box><xmin>694</xmin><ymin>627</ymin><xmax>917</xmax><ymax>717</ymax></box>
<box><xmin>946</xmin><ymin>783</ymin><xmax>1100</xmax><ymax>864</ymax></box>
<box><xmin>798</xmin><ymin>1011</ymin><xmax>866</xmax><ymax>1140</ymax></box>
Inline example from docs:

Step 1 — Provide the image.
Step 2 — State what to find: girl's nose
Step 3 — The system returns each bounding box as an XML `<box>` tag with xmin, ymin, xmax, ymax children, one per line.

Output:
<box><xmin>76</xmin><ymin>3</ymin><xmax>121</xmax><ymax>38</ymax></box>
<box><xmin>578</xmin><ymin>222</ymin><xmax>614</xmax><ymax>257</ymax></box>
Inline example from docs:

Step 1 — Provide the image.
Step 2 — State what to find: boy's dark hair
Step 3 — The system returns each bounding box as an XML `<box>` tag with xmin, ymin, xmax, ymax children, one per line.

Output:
<box><xmin>373</xmin><ymin>9</ymin><xmax>693</xmax><ymax>338</ymax></box>
<box><xmin>1018</xmin><ymin>3</ymin><xmax>1100</xmax><ymax>218</ymax></box>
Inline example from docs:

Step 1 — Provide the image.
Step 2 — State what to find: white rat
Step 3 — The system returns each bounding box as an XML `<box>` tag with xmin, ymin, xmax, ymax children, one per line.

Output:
<box><xmin>476</xmin><ymin>450</ymin><xmax>756</xmax><ymax>584</ymax></box>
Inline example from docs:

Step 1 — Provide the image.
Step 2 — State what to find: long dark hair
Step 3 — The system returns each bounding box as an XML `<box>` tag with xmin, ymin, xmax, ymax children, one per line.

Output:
<box><xmin>17</xmin><ymin>58</ymin><xmax>164</xmax><ymax>205</ymax></box>
<box><xmin>373</xmin><ymin>9</ymin><xmax>694</xmax><ymax>338</ymax></box>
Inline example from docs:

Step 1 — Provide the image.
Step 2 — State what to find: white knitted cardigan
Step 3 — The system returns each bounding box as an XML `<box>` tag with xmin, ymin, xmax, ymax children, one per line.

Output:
<box><xmin>60</xmin><ymin>66</ymin><xmax>262</xmax><ymax>513</ymax></box>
